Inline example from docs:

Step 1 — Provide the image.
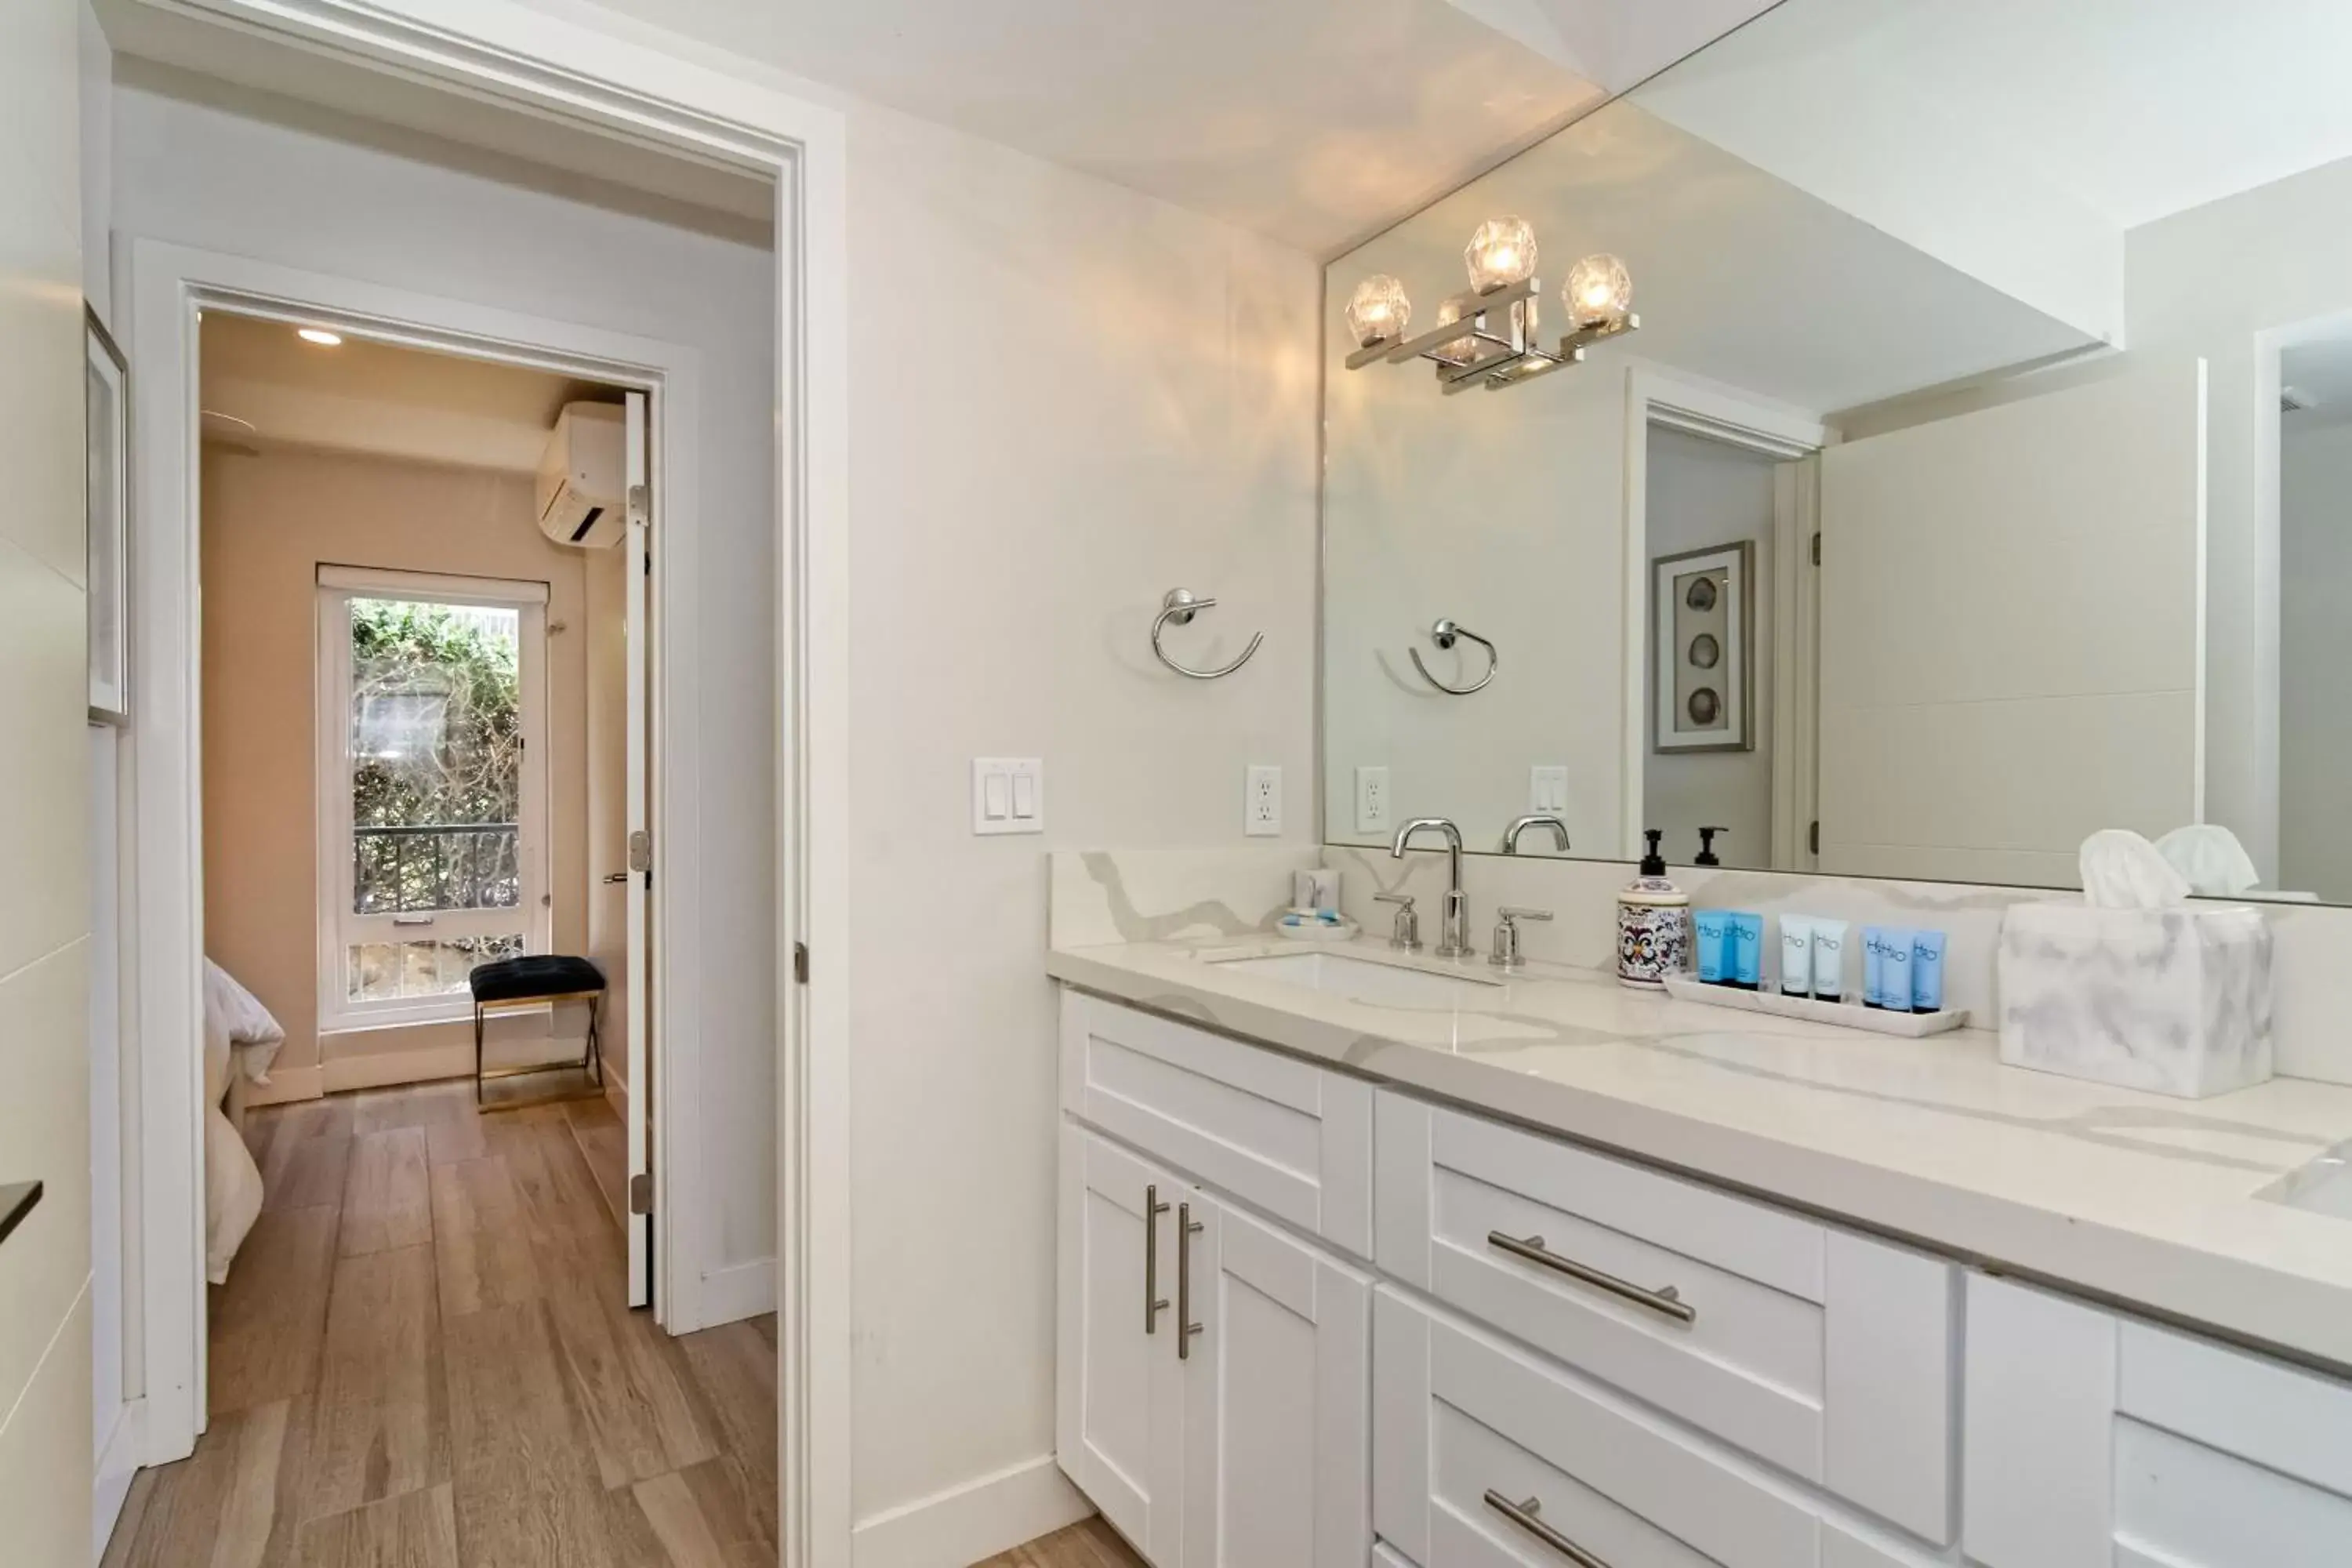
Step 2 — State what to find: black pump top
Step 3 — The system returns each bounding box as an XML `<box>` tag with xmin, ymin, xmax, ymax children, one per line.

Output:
<box><xmin>1639</xmin><ymin>829</ymin><xmax>1667</xmax><ymax>877</ymax></box>
<box><xmin>1696</xmin><ymin>826</ymin><xmax>1727</xmax><ymax>866</ymax></box>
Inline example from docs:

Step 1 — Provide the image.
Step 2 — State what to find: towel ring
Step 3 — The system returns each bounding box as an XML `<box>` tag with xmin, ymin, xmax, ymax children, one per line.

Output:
<box><xmin>1410</xmin><ymin>618</ymin><xmax>1498</xmax><ymax>695</ymax></box>
<box><xmin>1152</xmin><ymin>588</ymin><xmax>1264</xmax><ymax>680</ymax></box>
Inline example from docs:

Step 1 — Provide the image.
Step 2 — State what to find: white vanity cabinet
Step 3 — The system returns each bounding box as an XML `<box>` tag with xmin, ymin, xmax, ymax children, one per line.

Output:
<box><xmin>1056</xmin><ymin>985</ymin><xmax>2352</xmax><ymax>1568</ymax></box>
<box><xmin>1964</xmin><ymin>1274</ymin><xmax>2352</xmax><ymax>1568</ymax></box>
<box><xmin>1058</xmin><ymin>993</ymin><xmax>1375</xmax><ymax>1568</ymax></box>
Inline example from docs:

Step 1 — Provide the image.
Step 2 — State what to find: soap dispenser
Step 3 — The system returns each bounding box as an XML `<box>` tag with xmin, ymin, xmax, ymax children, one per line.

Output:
<box><xmin>1695</xmin><ymin>826</ymin><xmax>1726</xmax><ymax>866</ymax></box>
<box><xmin>1617</xmin><ymin>829</ymin><xmax>1691</xmax><ymax>989</ymax></box>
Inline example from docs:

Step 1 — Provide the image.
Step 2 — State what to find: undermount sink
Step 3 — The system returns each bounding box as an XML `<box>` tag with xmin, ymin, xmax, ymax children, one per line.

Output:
<box><xmin>1210</xmin><ymin>950</ymin><xmax>1501</xmax><ymax>1008</ymax></box>
<box><xmin>2259</xmin><ymin>1142</ymin><xmax>2352</xmax><ymax>1221</ymax></box>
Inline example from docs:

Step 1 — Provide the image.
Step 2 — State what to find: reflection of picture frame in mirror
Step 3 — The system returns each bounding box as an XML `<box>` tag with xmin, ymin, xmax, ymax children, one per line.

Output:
<box><xmin>85</xmin><ymin>305</ymin><xmax>130</xmax><ymax>725</ymax></box>
<box><xmin>1653</xmin><ymin>539</ymin><xmax>1750</xmax><ymax>753</ymax></box>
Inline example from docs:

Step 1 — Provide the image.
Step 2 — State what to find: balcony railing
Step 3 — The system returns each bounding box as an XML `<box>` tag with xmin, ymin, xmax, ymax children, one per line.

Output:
<box><xmin>354</xmin><ymin>822</ymin><xmax>520</xmax><ymax>914</ymax></box>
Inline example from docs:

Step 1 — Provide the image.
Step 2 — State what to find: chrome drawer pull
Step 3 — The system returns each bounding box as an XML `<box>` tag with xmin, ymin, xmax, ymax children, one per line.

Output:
<box><xmin>1144</xmin><ymin>1185</ymin><xmax>1171</xmax><ymax>1334</ymax></box>
<box><xmin>1177</xmin><ymin>1201</ymin><xmax>1205</xmax><ymax>1359</ymax></box>
<box><xmin>1487</xmin><ymin>1230</ymin><xmax>1697</xmax><ymax>1324</ymax></box>
<box><xmin>1484</xmin><ymin>1490</ymin><xmax>1609</xmax><ymax>1568</ymax></box>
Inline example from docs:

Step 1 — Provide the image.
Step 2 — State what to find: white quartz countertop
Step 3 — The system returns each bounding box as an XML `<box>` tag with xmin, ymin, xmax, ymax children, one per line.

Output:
<box><xmin>1047</xmin><ymin>933</ymin><xmax>2352</xmax><ymax>1371</ymax></box>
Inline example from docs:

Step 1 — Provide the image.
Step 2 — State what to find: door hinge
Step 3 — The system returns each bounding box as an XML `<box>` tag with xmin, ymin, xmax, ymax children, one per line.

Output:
<box><xmin>1810</xmin><ymin>532</ymin><xmax>1822</xmax><ymax>566</ymax></box>
<box><xmin>1809</xmin><ymin>820</ymin><xmax>1820</xmax><ymax>855</ymax></box>
<box><xmin>628</xmin><ymin>829</ymin><xmax>652</xmax><ymax>873</ymax></box>
<box><xmin>629</xmin><ymin>1173</ymin><xmax>652</xmax><ymax>1215</ymax></box>
<box><xmin>793</xmin><ymin>942</ymin><xmax>809</xmax><ymax>985</ymax></box>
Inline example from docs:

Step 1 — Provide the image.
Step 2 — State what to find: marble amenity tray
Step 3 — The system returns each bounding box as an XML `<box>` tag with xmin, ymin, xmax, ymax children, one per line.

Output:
<box><xmin>1661</xmin><ymin>975</ymin><xmax>1969</xmax><ymax>1036</ymax></box>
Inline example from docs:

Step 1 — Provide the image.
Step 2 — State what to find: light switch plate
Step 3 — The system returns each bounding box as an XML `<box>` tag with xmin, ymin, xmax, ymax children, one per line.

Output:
<box><xmin>973</xmin><ymin>757</ymin><xmax>1044</xmax><ymax>835</ymax></box>
<box><xmin>1245</xmin><ymin>764</ymin><xmax>1283</xmax><ymax>837</ymax></box>
<box><xmin>1355</xmin><ymin>765</ymin><xmax>1391</xmax><ymax>834</ymax></box>
<box><xmin>1530</xmin><ymin>766</ymin><xmax>1569</xmax><ymax>815</ymax></box>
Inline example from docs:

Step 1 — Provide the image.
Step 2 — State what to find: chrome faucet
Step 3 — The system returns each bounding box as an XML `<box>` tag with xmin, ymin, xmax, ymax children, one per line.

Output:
<box><xmin>1503</xmin><ymin>815</ymin><xmax>1570</xmax><ymax>855</ymax></box>
<box><xmin>1390</xmin><ymin>817</ymin><xmax>1471</xmax><ymax>958</ymax></box>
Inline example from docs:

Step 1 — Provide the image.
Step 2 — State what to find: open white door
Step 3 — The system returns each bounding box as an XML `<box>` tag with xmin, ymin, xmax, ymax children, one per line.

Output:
<box><xmin>1816</xmin><ymin>358</ymin><xmax>2207</xmax><ymax>887</ymax></box>
<box><xmin>623</xmin><ymin>390</ymin><xmax>654</xmax><ymax>1309</ymax></box>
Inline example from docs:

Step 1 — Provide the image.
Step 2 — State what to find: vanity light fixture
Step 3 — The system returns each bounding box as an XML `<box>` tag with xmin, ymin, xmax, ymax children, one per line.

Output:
<box><xmin>296</xmin><ymin>328</ymin><xmax>344</xmax><ymax>347</ymax></box>
<box><xmin>1344</xmin><ymin>220</ymin><xmax>1639</xmax><ymax>394</ymax></box>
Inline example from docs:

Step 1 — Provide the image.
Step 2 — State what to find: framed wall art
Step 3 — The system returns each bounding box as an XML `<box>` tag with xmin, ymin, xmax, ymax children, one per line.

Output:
<box><xmin>1653</xmin><ymin>539</ymin><xmax>1751</xmax><ymax>753</ymax></box>
<box><xmin>86</xmin><ymin>305</ymin><xmax>130</xmax><ymax>724</ymax></box>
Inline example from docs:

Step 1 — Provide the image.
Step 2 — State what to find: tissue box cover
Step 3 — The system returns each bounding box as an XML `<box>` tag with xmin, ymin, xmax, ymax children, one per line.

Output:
<box><xmin>1998</xmin><ymin>903</ymin><xmax>2272</xmax><ymax>1098</ymax></box>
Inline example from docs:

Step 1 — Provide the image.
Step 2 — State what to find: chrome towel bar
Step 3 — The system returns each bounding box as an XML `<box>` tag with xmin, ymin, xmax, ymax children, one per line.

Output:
<box><xmin>1410</xmin><ymin>617</ymin><xmax>1497</xmax><ymax>695</ymax></box>
<box><xmin>1151</xmin><ymin>588</ymin><xmax>1263</xmax><ymax>680</ymax></box>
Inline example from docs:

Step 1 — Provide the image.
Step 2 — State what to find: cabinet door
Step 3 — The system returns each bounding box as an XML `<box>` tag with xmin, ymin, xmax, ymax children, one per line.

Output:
<box><xmin>1059</xmin><ymin>1123</ymin><xmax>1187</xmax><ymax>1563</ymax></box>
<box><xmin>1180</xmin><ymin>1196</ymin><xmax>1371</xmax><ymax>1568</ymax></box>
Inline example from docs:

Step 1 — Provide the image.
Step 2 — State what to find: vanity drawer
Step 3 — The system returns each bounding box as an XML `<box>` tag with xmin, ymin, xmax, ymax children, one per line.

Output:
<box><xmin>1060</xmin><ymin>991</ymin><xmax>1374</xmax><ymax>1258</ymax></box>
<box><xmin>1374</xmin><ymin>1288</ymin><xmax>1833</xmax><ymax>1568</ymax></box>
<box><xmin>1377</xmin><ymin>1093</ymin><xmax>1953</xmax><ymax>1543</ymax></box>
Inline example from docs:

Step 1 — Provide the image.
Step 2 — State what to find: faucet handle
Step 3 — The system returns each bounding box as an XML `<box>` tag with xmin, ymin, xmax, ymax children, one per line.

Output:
<box><xmin>1374</xmin><ymin>892</ymin><xmax>1421</xmax><ymax>953</ymax></box>
<box><xmin>1490</xmin><ymin>906</ymin><xmax>1554</xmax><ymax>969</ymax></box>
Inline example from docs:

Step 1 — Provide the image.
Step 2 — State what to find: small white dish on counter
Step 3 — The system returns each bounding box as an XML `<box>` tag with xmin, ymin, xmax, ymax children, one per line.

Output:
<box><xmin>1273</xmin><ymin>909</ymin><xmax>1360</xmax><ymax>942</ymax></box>
<box><xmin>1662</xmin><ymin>974</ymin><xmax>1969</xmax><ymax>1036</ymax></box>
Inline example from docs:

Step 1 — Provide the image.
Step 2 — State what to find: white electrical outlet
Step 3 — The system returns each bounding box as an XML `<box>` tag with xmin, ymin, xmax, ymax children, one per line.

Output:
<box><xmin>1530</xmin><ymin>765</ymin><xmax>1569</xmax><ymax>815</ymax></box>
<box><xmin>1355</xmin><ymin>765</ymin><xmax>1391</xmax><ymax>833</ymax></box>
<box><xmin>1245</xmin><ymin>764</ymin><xmax>1283</xmax><ymax>837</ymax></box>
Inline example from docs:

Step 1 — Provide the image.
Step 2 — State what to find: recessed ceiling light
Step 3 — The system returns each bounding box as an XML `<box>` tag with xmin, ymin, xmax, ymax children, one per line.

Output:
<box><xmin>297</xmin><ymin>328</ymin><xmax>343</xmax><ymax>347</ymax></box>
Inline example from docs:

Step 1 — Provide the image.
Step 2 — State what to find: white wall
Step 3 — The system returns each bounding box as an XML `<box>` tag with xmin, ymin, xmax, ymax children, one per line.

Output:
<box><xmin>109</xmin><ymin>67</ymin><xmax>780</xmax><ymax>1282</ymax></box>
<box><xmin>0</xmin><ymin>0</ymin><xmax>99</xmax><ymax>1563</ymax></box>
<box><xmin>839</xmin><ymin>101</ymin><xmax>1319</xmax><ymax>1549</ymax></box>
<box><xmin>2278</xmin><ymin>419</ymin><xmax>2352</xmax><ymax>900</ymax></box>
<box><xmin>1642</xmin><ymin>426</ymin><xmax>1775</xmax><ymax>868</ymax></box>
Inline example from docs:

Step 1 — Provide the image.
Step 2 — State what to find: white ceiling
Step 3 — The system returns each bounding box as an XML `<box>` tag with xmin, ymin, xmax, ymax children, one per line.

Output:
<box><xmin>200</xmin><ymin>312</ymin><xmax>617</xmax><ymax>471</ymax></box>
<box><xmin>504</xmin><ymin>0</ymin><xmax>1773</xmax><ymax>256</ymax></box>
<box><xmin>1811</xmin><ymin>0</ymin><xmax>2352</xmax><ymax>230</ymax></box>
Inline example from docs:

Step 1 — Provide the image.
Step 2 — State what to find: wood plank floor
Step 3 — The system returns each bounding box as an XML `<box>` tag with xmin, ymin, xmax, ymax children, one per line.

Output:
<box><xmin>101</xmin><ymin>1079</ymin><xmax>1139</xmax><ymax>1568</ymax></box>
<box><xmin>100</xmin><ymin>1082</ymin><xmax>773</xmax><ymax>1568</ymax></box>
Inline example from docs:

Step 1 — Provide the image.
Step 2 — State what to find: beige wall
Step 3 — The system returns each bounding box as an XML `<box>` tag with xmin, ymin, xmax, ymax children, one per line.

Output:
<box><xmin>200</xmin><ymin>443</ymin><xmax>593</xmax><ymax>1098</ymax></box>
<box><xmin>0</xmin><ymin>0</ymin><xmax>96</xmax><ymax>1558</ymax></box>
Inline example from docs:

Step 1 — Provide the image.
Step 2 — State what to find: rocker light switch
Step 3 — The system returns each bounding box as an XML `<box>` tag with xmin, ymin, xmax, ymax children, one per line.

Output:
<box><xmin>974</xmin><ymin>758</ymin><xmax>1044</xmax><ymax>835</ymax></box>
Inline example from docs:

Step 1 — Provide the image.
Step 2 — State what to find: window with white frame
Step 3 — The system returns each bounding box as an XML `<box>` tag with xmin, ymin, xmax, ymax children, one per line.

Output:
<box><xmin>315</xmin><ymin>566</ymin><xmax>551</xmax><ymax>1030</ymax></box>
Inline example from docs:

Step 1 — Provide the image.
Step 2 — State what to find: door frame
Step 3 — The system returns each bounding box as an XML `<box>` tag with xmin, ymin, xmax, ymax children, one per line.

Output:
<box><xmin>130</xmin><ymin>240</ymin><xmax>706</xmax><ymax>1384</ymax></box>
<box><xmin>1619</xmin><ymin>368</ymin><xmax>1831</xmax><ymax>865</ymax></box>
<box><xmin>114</xmin><ymin>4</ymin><xmax>851</xmax><ymax>1561</ymax></box>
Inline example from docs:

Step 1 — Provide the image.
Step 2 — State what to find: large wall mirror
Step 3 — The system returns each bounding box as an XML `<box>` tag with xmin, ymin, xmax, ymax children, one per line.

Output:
<box><xmin>1323</xmin><ymin>0</ymin><xmax>2352</xmax><ymax>903</ymax></box>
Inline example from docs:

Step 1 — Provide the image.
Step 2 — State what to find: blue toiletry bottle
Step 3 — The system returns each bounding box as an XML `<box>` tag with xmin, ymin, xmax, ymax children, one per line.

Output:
<box><xmin>1881</xmin><ymin>929</ymin><xmax>1915</xmax><ymax>1013</ymax></box>
<box><xmin>1912</xmin><ymin>931</ymin><xmax>1947</xmax><ymax>1013</ymax></box>
<box><xmin>1862</xmin><ymin>927</ymin><xmax>1887</xmax><ymax>1008</ymax></box>
<box><xmin>1694</xmin><ymin>910</ymin><xmax>1729</xmax><ymax>984</ymax></box>
<box><xmin>1730</xmin><ymin>913</ymin><xmax>1763</xmax><ymax>989</ymax></box>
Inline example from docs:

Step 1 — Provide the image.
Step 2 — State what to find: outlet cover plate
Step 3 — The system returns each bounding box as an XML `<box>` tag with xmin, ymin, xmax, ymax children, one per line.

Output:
<box><xmin>1355</xmin><ymin>765</ymin><xmax>1391</xmax><ymax>834</ymax></box>
<box><xmin>1246</xmin><ymin>764</ymin><xmax>1283</xmax><ymax>837</ymax></box>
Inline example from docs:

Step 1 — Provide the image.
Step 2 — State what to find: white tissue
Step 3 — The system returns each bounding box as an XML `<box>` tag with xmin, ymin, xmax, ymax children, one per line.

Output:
<box><xmin>2155</xmin><ymin>824</ymin><xmax>2260</xmax><ymax>898</ymax></box>
<box><xmin>2078</xmin><ymin>829</ymin><xmax>2190</xmax><ymax>909</ymax></box>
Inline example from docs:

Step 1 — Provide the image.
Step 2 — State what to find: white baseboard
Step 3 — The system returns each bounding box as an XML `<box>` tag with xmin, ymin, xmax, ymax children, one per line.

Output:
<box><xmin>851</xmin><ymin>1454</ymin><xmax>1091</xmax><ymax>1568</ymax></box>
<box><xmin>93</xmin><ymin>1396</ymin><xmax>145</xmax><ymax>1564</ymax></box>
<box><xmin>245</xmin><ymin>1065</ymin><xmax>325</xmax><ymax>1106</ymax></box>
<box><xmin>695</xmin><ymin>1256</ymin><xmax>777</xmax><ymax>1328</ymax></box>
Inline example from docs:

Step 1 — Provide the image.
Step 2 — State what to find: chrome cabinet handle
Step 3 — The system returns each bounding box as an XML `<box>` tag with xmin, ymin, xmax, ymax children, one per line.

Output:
<box><xmin>1144</xmin><ymin>1185</ymin><xmax>1171</xmax><ymax>1334</ymax></box>
<box><xmin>1487</xmin><ymin>1230</ymin><xmax>1697</xmax><ymax>1324</ymax></box>
<box><xmin>1484</xmin><ymin>1491</ymin><xmax>1610</xmax><ymax>1568</ymax></box>
<box><xmin>1177</xmin><ymin>1201</ymin><xmax>1205</xmax><ymax>1359</ymax></box>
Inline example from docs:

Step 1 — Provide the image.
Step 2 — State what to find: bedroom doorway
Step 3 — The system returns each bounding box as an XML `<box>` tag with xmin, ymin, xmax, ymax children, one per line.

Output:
<box><xmin>194</xmin><ymin>307</ymin><xmax>655</xmax><ymax>1307</ymax></box>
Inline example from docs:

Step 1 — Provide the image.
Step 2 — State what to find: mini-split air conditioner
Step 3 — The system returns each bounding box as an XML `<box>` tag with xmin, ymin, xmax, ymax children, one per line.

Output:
<box><xmin>535</xmin><ymin>401</ymin><xmax>626</xmax><ymax>548</ymax></box>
